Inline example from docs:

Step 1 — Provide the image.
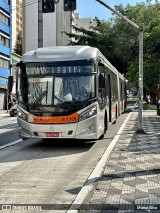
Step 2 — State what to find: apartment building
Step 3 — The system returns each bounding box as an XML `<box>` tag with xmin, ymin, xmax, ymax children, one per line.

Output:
<box><xmin>12</xmin><ymin>52</ymin><xmax>20</xmax><ymax>96</ymax></box>
<box><xmin>23</xmin><ymin>0</ymin><xmax>72</xmax><ymax>53</ymax></box>
<box><xmin>74</xmin><ymin>13</ymin><xmax>97</xmax><ymax>30</ymax></box>
<box><xmin>0</xmin><ymin>0</ymin><xmax>11</xmax><ymax>110</ymax></box>
<box><xmin>12</xmin><ymin>0</ymin><xmax>23</xmax><ymax>50</ymax></box>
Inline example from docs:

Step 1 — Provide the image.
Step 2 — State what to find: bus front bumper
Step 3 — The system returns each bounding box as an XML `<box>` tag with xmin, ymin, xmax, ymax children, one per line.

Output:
<box><xmin>17</xmin><ymin>116</ymin><xmax>99</xmax><ymax>140</ymax></box>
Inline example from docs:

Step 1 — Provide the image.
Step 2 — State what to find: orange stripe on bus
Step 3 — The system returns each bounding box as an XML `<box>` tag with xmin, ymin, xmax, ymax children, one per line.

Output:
<box><xmin>27</xmin><ymin>112</ymin><xmax>79</xmax><ymax>124</ymax></box>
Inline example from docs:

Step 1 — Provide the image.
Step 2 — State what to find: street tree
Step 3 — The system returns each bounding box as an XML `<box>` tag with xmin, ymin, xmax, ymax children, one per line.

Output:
<box><xmin>65</xmin><ymin>18</ymin><xmax>128</xmax><ymax>74</ymax></box>
<box><xmin>13</xmin><ymin>31</ymin><xmax>23</xmax><ymax>56</ymax></box>
<box><xmin>122</xmin><ymin>1</ymin><xmax>160</xmax><ymax>100</ymax></box>
<box><xmin>65</xmin><ymin>1</ymin><xmax>160</xmax><ymax>100</ymax></box>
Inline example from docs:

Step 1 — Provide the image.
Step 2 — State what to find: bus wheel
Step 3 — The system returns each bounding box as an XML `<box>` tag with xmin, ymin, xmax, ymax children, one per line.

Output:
<box><xmin>99</xmin><ymin>133</ymin><xmax>104</xmax><ymax>140</ymax></box>
<box><xmin>99</xmin><ymin>117</ymin><xmax>107</xmax><ymax>140</ymax></box>
<box><xmin>113</xmin><ymin>119</ymin><xmax>116</xmax><ymax>124</ymax></box>
<box><xmin>104</xmin><ymin>114</ymin><xmax>108</xmax><ymax>134</ymax></box>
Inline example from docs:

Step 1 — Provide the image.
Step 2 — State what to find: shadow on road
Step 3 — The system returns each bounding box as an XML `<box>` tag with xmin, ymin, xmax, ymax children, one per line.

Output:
<box><xmin>0</xmin><ymin>138</ymin><xmax>96</xmax><ymax>163</ymax></box>
<box><xmin>65</xmin><ymin>113</ymin><xmax>160</xmax><ymax>197</ymax></box>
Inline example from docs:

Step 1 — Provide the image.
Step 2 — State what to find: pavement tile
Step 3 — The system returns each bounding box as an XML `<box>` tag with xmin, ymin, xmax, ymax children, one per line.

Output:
<box><xmin>123</xmin><ymin>180</ymin><xmax>136</xmax><ymax>188</ymax></box>
<box><xmin>81</xmin><ymin>111</ymin><xmax>160</xmax><ymax>212</ymax></box>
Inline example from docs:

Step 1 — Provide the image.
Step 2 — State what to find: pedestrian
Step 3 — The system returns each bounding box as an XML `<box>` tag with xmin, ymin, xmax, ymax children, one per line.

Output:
<box><xmin>146</xmin><ymin>94</ymin><xmax>151</xmax><ymax>109</ymax></box>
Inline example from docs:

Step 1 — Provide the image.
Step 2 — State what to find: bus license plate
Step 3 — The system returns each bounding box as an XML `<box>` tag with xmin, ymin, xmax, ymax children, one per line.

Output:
<box><xmin>45</xmin><ymin>132</ymin><xmax>59</xmax><ymax>137</ymax></box>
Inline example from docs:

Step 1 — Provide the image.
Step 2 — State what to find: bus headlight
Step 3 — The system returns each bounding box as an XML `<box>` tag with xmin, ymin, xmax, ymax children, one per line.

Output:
<box><xmin>79</xmin><ymin>105</ymin><xmax>97</xmax><ymax>121</ymax></box>
<box><xmin>17</xmin><ymin>109</ymin><xmax>27</xmax><ymax>121</ymax></box>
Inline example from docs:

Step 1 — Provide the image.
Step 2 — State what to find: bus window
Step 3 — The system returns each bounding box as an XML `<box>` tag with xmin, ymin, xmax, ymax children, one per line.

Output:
<box><xmin>99</xmin><ymin>73</ymin><xmax>105</xmax><ymax>88</ymax></box>
<box><xmin>54</xmin><ymin>77</ymin><xmax>64</xmax><ymax>104</ymax></box>
<box><xmin>98</xmin><ymin>63</ymin><xmax>105</xmax><ymax>89</ymax></box>
<box><xmin>98</xmin><ymin>63</ymin><xmax>106</xmax><ymax>103</ymax></box>
<box><xmin>28</xmin><ymin>77</ymin><xmax>53</xmax><ymax>105</ymax></box>
<box><xmin>53</xmin><ymin>75</ymin><xmax>96</xmax><ymax>104</ymax></box>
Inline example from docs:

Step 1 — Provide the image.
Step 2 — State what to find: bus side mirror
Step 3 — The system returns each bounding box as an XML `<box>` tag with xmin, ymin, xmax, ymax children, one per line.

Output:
<box><xmin>99</xmin><ymin>73</ymin><xmax>105</xmax><ymax>88</ymax></box>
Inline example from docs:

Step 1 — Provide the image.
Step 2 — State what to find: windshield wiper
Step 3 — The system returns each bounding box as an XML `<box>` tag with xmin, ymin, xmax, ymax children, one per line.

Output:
<box><xmin>53</xmin><ymin>95</ymin><xmax>64</xmax><ymax>103</ymax></box>
<box><xmin>30</xmin><ymin>81</ymin><xmax>49</xmax><ymax>110</ymax></box>
<box><xmin>30</xmin><ymin>90</ymin><xmax>47</xmax><ymax>110</ymax></box>
<box><xmin>46</xmin><ymin>81</ymin><xmax>48</xmax><ymax>103</ymax></box>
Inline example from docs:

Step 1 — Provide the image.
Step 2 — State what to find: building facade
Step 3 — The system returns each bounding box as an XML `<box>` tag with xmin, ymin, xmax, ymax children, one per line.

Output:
<box><xmin>12</xmin><ymin>0</ymin><xmax>23</xmax><ymax>50</ymax></box>
<box><xmin>74</xmin><ymin>13</ymin><xmax>97</xmax><ymax>30</ymax></box>
<box><xmin>23</xmin><ymin>0</ymin><xmax>72</xmax><ymax>53</ymax></box>
<box><xmin>12</xmin><ymin>52</ymin><xmax>20</xmax><ymax>92</ymax></box>
<box><xmin>0</xmin><ymin>0</ymin><xmax>12</xmax><ymax>110</ymax></box>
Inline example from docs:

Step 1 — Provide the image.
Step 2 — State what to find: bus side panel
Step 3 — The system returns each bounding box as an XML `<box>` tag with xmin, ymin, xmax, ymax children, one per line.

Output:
<box><xmin>110</xmin><ymin>72</ymin><xmax>118</xmax><ymax>123</ymax></box>
<box><xmin>118</xmin><ymin>78</ymin><xmax>126</xmax><ymax>114</ymax></box>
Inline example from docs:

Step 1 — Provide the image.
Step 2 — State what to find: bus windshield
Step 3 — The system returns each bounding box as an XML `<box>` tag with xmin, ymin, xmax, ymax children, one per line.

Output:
<box><xmin>18</xmin><ymin>62</ymin><xmax>96</xmax><ymax>110</ymax></box>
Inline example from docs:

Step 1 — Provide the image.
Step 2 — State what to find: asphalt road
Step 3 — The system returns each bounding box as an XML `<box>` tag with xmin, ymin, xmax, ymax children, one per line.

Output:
<box><xmin>0</xmin><ymin>115</ymin><xmax>19</xmax><ymax>147</ymax></box>
<box><xmin>0</xmin><ymin>100</ymin><xmax>137</xmax><ymax>211</ymax></box>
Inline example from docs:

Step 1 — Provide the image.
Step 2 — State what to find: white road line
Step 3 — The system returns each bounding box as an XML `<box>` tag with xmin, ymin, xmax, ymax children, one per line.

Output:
<box><xmin>0</xmin><ymin>124</ymin><xmax>18</xmax><ymax>135</ymax></box>
<box><xmin>0</xmin><ymin>124</ymin><xmax>18</xmax><ymax>129</ymax></box>
<box><xmin>67</xmin><ymin>112</ymin><xmax>132</xmax><ymax>213</ymax></box>
<box><xmin>0</xmin><ymin>139</ymin><xmax>23</xmax><ymax>150</ymax></box>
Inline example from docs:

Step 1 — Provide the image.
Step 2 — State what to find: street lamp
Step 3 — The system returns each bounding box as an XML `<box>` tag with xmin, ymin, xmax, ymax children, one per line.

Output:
<box><xmin>96</xmin><ymin>0</ymin><xmax>144</xmax><ymax>133</ymax></box>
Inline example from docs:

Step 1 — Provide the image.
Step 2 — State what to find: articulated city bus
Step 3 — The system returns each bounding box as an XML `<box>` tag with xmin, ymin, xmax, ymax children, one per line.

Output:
<box><xmin>15</xmin><ymin>46</ymin><xmax>127</xmax><ymax>140</ymax></box>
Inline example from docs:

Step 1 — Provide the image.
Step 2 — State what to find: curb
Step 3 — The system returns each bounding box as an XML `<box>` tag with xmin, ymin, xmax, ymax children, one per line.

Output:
<box><xmin>0</xmin><ymin>112</ymin><xmax>10</xmax><ymax>117</ymax></box>
<box><xmin>67</xmin><ymin>112</ymin><xmax>132</xmax><ymax>213</ymax></box>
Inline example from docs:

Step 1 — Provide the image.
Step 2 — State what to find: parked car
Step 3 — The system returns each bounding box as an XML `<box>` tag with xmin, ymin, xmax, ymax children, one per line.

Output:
<box><xmin>9</xmin><ymin>104</ymin><xmax>17</xmax><ymax>117</ymax></box>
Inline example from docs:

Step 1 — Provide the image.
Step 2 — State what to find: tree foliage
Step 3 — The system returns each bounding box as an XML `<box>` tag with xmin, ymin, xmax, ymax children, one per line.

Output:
<box><xmin>13</xmin><ymin>31</ymin><xmax>23</xmax><ymax>56</ymax></box>
<box><xmin>65</xmin><ymin>1</ymin><xmax>160</xmax><ymax>100</ymax></box>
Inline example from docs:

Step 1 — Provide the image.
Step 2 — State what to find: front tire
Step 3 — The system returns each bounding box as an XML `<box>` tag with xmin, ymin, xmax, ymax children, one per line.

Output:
<box><xmin>98</xmin><ymin>115</ymin><xmax>108</xmax><ymax>140</ymax></box>
<box><xmin>99</xmin><ymin>133</ymin><xmax>104</xmax><ymax>140</ymax></box>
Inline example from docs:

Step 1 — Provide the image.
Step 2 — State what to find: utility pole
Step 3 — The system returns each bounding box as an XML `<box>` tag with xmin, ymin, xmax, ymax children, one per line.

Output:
<box><xmin>96</xmin><ymin>0</ymin><xmax>144</xmax><ymax>133</ymax></box>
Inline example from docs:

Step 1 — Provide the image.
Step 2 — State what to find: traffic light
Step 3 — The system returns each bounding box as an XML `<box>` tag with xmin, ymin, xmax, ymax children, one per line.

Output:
<box><xmin>64</xmin><ymin>0</ymin><xmax>76</xmax><ymax>11</ymax></box>
<box><xmin>42</xmin><ymin>0</ymin><xmax>55</xmax><ymax>13</ymax></box>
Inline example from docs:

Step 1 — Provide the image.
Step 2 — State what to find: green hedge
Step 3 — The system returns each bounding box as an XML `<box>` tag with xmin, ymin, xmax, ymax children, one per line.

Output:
<box><xmin>143</xmin><ymin>103</ymin><xmax>157</xmax><ymax>110</ymax></box>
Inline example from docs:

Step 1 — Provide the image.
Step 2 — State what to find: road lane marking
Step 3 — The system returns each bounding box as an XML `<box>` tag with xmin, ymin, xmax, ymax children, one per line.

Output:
<box><xmin>0</xmin><ymin>125</ymin><xmax>18</xmax><ymax>135</ymax></box>
<box><xmin>67</xmin><ymin>112</ymin><xmax>132</xmax><ymax>213</ymax></box>
<box><xmin>0</xmin><ymin>139</ymin><xmax>23</xmax><ymax>150</ymax></box>
<box><xmin>0</xmin><ymin>124</ymin><xmax>18</xmax><ymax>129</ymax></box>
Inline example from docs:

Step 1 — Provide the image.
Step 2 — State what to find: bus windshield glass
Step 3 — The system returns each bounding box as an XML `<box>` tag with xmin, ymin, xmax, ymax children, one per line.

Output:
<box><xmin>18</xmin><ymin>61</ymin><xmax>96</xmax><ymax>109</ymax></box>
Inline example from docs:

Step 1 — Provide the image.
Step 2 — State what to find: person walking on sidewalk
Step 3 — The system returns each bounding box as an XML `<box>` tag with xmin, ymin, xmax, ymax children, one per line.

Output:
<box><xmin>146</xmin><ymin>94</ymin><xmax>151</xmax><ymax>109</ymax></box>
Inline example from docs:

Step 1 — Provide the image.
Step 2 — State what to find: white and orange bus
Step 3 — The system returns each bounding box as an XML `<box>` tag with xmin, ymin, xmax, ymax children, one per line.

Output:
<box><xmin>15</xmin><ymin>46</ymin><xmax>127</xmax><ymax>140</ymax></box>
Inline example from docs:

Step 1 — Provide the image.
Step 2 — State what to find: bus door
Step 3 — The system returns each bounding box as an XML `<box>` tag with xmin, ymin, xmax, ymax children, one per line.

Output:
<box><xmin>108</xmin><ymin>74</ymin><xmax>112</xmax><ymax>122</ymax></box>
<box><xmin>98</xmin><ymin>69</ymin><xmax>106</xmax><ymax>129</ymax></box>
<box><xmin>124</xmin><ymin>81</ymin><xmax>127</xmax><ymax>109</ymax></box>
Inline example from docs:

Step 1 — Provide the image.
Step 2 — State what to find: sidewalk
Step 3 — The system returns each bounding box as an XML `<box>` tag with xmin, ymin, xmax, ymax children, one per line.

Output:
<box><xmin>0</xmin><ymin>110</ymin><xmax>9</xmax><ymax>117</ymax></box>
<box><xmin>79</xmin><ymin>111</ymin><xmax>160</xmax><ymax>212</ymax></box>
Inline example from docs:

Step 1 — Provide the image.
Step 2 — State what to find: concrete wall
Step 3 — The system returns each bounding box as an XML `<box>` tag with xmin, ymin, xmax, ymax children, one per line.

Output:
<box><xmin>56</xmin><ymin>1</ymin><xmax>71</xmax><ymax>46</ymax></box>
<box><xmin>23</xmin><ymin>0</ymin><xmax>38</xmax><ymax>52</ymax></box>
<box><xmin>43</xmin><ymin>12</ymin><xmax>56</xmax><ymax>47</ymax></box>
<box><xmin>23</xmin><ymin>0</ymin><xmax>72</xmax><ymax>53</ymax></box>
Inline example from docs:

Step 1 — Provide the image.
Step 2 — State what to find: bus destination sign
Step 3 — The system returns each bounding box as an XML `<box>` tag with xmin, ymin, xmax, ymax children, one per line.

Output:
<box><xmin>26</xmin><ymin>64</ymin><xmax>93</xmax><ymax>75</ymax></box>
